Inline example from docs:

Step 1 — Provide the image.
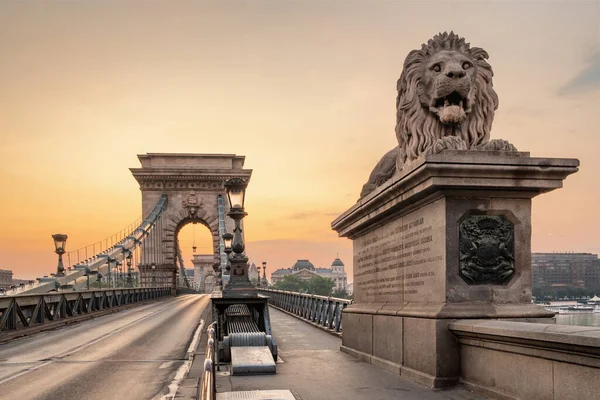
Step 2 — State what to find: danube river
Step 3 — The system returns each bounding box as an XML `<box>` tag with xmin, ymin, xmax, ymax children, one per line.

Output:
<box><xmin>555</xmin><ymin>313</ymin><xmax>600</xmax><ymax>327</ymax></box>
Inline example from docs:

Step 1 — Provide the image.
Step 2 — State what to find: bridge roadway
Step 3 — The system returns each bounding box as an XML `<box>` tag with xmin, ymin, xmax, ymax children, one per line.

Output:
<box><xmin>217</xmin><ymin>307</ymin><xmax>485</xmax><ymax>400</ymax></box>
<box><xmin>0</xmin><ymin>294</ymin><xmax>210</xmax><ymax>400</ymax></box>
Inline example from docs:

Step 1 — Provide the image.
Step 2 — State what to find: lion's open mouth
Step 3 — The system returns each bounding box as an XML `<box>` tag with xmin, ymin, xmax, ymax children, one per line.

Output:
<box><xmin>430</xmin><ymin>91</ymin><xmax>471</xmax><ymax>124</ymax></box>
<box><xmin>432</xmin><ymin>92</ymin><xmax>469</xmax><ymax>112</ymax></box>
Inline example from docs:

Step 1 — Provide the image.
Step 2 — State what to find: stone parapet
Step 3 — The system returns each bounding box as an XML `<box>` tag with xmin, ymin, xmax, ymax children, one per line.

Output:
<box><xmin>449</xmin><ymin>320</ymin><xmax>600</xmax><ymax>399</ymax></box>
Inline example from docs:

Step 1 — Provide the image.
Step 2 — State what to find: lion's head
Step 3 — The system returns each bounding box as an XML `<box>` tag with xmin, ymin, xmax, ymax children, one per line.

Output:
<box><xmin>395</xmin><ymin>31</ymin><xmax>498</xmax><ymax>163</ymax></box>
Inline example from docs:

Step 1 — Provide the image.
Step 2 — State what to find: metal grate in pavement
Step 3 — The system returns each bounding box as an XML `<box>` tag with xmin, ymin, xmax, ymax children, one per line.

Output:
<box><xmin>216</xmin><ymin>390</ymin><xmax>296</xmax><ymax>400</ymax></box>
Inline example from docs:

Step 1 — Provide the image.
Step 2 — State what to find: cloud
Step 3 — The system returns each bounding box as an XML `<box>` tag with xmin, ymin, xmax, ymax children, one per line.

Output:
<box><xmin>288</xmin><ymin>211</ymin><xmax>317</xmax><ymax>220</ymax></box>
<box><xmin>558</xmin><ymin>51</ymin><xmax>600</xmax><ymax>96</ymax></box>
<box><xmin>287</xmin><ymin>211</ymin><xmax>345</xmax><ymax>219</ymax></box>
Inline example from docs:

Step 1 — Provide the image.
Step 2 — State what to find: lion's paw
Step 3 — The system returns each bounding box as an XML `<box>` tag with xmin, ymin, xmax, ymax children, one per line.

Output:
<box><xmin>426</xmin><ymin>136</ymin><xmax>468</xmax><ymax>155</ymax></box>
<box><xmin>477</xmin><ymin>139</ymin><xmax>518</xmax><ymax>152</ymax></box>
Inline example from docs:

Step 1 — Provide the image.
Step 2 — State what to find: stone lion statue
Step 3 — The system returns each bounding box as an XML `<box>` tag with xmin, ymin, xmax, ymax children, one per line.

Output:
<box><xmin>360</xmin><ymin>32</ymin><xmax>516</xmax><ymax>198</ymax></box>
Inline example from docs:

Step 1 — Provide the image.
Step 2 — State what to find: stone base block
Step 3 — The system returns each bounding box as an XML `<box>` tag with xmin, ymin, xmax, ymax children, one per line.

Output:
<box><xmin>230</xmin><ymin>346</ymin><xmax>276</xmax><ymax>375</ymax></box>
<box><xmin>341</xmin><ymin>312</ymin><xmax>460</xmax><ymax>388</ymax></box>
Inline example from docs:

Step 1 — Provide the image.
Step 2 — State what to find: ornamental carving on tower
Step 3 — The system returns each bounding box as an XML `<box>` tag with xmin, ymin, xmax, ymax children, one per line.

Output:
<box><xmin>459</xmin><ymin>215</ymin><xmax>515</xmax><ymax>285</ymax></box>
<box><xmin>182</xmin><ymin>191</ymin><xmax>204</xmax><ymax>218</ymax></box>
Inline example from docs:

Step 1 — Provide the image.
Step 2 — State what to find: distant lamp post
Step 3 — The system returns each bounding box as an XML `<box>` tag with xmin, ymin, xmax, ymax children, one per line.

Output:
<box><xmin>107</xmin><ymin>257</ymin><xmax>116</xmax><ymax>288</ymax></box>
<box><xmin>84</xmin><ymin>267</ymin><xmax>91</xmax><ymax>290</ymax></box>
<box><xmin>151</xmin><ymin>263</ymin><xmax>157</xmax><ymax>287</ymax></box>
<box><xmin>262</xmin><ymin>261</ymin><xmax>267</xmax><ymax>287</ymax></box>
<box><xmin>222</xmin><ymin>178</ymin><xmax>254</xmax><ymax>297</ymax></box>
<box><xmin>126</xmin><ymin>251</ymin><xmax>133</xmax><ymax>287</ymax></box>
<box><xmin>116</xmin><ymin>261</ymin><xmax>122</xmax><ymax>287</ymax></box>
<box><xmin>52</xmin><ymin>234</ymin><xmax>68</xmax><ymax>277</ymax></box>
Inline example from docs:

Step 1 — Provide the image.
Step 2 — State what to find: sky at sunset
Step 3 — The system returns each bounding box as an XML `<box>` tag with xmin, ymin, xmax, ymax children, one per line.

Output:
<box><xmin>0</xmin><ymin>1</ymin><xmax>599</xmax><ymax>280</ymax></box>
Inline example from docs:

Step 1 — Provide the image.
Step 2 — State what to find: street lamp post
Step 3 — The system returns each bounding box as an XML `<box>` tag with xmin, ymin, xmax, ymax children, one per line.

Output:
<box><xmin>222</xmin><ymin>178</ymin><xmax>255</xmax><ymax>297</ymax></box>
<box><xmin>52</xmin><ymin>234</ymin><xmax>68</xmax><ymax>277</ymax></box>
<box><xmin>84</xmin><ymin>267</ymin><xmax>91</xmax><ymax>290</ymax></box>
<box><xmin>222</xmin><ymin>232</ymin><xmax>233</xmax><ymax>290</ymax></box>
<box><xmin>151</xmin><ymin>263</ymin><xmax>156</xmax><ymax>287</ymax></box>
<box><xmin>126</xmin><ymin>251</ymin><xmax>133</xmax><ymax>287</ymax></box>
<box><xmin>116</xmin><ymin>261</ymin><xmax>122</xmax><ymax>287</ymax></box>
<box><xmin>107</xmin><ymin>257</ymin><xmax>116</xmax><ymax>288</ymax></box>
<box><xmin>262</xmin><ymin>261</ymin><xmax>267</xmax><ymax>288</ymax></box>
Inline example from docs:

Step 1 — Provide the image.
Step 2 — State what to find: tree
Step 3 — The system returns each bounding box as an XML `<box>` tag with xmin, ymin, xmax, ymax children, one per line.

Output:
<box><xmin>306</xmin><ymin>276</ymin><xmax>335</xmax><ymax>296</ymax></box>
<box><xmin>273</xmin><ymin>275</ymin><xmax>305</xmax><ymax>292</ymax></box>
<box><xmin>331</xmin><ymin>288</ymin><xmax>350</xmax><ymax>299</ymax></box>
<box><xmin>272</xmin><ymin>275</ymin><xmax>335</xmax><ymax>296</ymax></box>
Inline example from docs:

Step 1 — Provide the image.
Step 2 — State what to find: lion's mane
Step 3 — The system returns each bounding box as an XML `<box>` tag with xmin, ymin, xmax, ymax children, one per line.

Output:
<box><xmin>395</xmin><ymin>32</ymin><xmax>498</xmax><ymax>163</ymax></box>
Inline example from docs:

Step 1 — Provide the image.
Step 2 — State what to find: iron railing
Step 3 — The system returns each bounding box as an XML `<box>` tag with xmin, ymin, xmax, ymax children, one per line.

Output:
<box><xmin>0</xmin><ymin>287</ymin><xmax>172</xmax><ymax>332</ymax></box>
<box><xmin>199</xmin><ymin>322</ymin><xmax>217</xmax><ymax>400</ymax></box>
<box><xmin>258</xmin><ymin>289</ymin><xmax>351</xmax><ymax>333</ymax></box>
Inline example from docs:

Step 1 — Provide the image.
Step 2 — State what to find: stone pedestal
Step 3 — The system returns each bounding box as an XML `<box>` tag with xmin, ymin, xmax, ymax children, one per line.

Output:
<box><xmin>331</xmin><ymin>151</ymin><xmax>578</xmax><ymax>388</ymax></box>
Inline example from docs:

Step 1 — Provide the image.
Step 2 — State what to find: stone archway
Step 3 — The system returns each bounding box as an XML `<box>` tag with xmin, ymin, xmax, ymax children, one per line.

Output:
<box><xmin>130</xmin><ymin>153</ymin><xmax>252</xmax><ymax>289</ymax></box>
<box><xmin>192</xmin><ymin>254</ymin><xmax>219</xmax><ymax>293</ymax></box>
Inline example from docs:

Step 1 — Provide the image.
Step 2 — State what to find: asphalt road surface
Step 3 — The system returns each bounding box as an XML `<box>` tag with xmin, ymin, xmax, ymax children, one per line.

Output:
<box><xmin>0</xmin><ymin>294</ymin><xmax>210</xmax><ymax>400</ymax></box>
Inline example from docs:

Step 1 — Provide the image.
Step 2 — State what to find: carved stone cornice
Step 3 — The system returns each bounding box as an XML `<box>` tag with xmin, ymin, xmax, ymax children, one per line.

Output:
<box><xmin>133</xmin><ymin>179</ymin><xmax>225</xmax><ymax>192</ymax></box>
<box><xmin>130</xmin><ymin>171</ymin><xmax>252</xmax><ymax>192</ymax></box>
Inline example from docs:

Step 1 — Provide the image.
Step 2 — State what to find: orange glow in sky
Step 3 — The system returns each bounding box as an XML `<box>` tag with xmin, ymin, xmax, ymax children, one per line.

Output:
<box><xmin>1</xmin><ymin>1</ymin><xmax>599</xmax><ymax>280</ymax></box>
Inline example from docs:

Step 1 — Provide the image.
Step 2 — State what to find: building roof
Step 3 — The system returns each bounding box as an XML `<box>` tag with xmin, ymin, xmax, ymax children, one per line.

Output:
<box><xmin>272</xmin><ymin>268</ymin><xmax>292</xmax><ymax>276</ymax></box>
<box><xmin>293</xmin><ymin>259</ymin><xmax>315</xmax><ymax>271</ymax></box>
<box><xmin>331</xmin><ymin>258</ymin><xmax>345</xmax><ymax>267</ymax></box>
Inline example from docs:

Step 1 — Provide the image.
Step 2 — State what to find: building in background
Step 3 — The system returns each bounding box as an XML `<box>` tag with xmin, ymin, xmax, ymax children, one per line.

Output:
<box><xmin>532</xmin><ymin>252</ymin><xmax>600</xmax><ymax>297</ymax></box>
<box><xmin>0</xmin><ymin>270</ymin><xmax>13</xmax><ymax>289</ymax></box>
<box><xmin>270</xmin><ymin>257</ymin><xmax>348</xmax><ymax>291</ymax></box>
<box><xmin>347</xmin><ymin>282</ymin><xmax>354</xmax><ymax>296</ymax></box>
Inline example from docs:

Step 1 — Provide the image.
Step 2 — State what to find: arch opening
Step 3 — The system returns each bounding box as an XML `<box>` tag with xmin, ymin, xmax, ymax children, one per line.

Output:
<box><xmin>176</xmin><ymin>219</ymin><xmax>216</xmax><ymax>291</ymax></box>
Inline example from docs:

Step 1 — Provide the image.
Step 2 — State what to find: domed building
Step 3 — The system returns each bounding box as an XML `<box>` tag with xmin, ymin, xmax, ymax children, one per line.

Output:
<box><xmin>328</xmin><ymin>257</ymin><xmax>348</xmax><ymax>290</ymax></box>
<box><xmin>270</xmin><ymin>257</ymin><xmax>348</xmax><ymax>291</ymax></box>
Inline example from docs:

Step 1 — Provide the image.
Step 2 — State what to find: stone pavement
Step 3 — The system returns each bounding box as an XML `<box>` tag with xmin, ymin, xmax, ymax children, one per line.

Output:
<box><xmin>216</xmin><ymin>307</ymin><xmax>486</xmax><ymax>400</ymax></box>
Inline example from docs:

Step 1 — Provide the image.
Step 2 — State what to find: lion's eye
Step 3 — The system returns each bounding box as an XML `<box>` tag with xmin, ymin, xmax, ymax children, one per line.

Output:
<box><xmin>432</xmin><ymin>64</ymin><xmax>441</xmax><ymax>73</ymax></box>
<box><xmin>462</xmin><ymin>62</ymin><xmax>472</xmax><ymax>70</ymax></box>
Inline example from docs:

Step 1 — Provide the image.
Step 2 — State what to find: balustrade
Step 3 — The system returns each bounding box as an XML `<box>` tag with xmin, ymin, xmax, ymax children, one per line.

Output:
<box><xmin>199</xmin><ymin>322</ymin><xmax>217</xmax><ymax>400</ymax></box>
<box><xmin>258</xmin><ymin>289</ymin><xmax>351</xmax><ymax>333</ymax></box>
<box><xmin>0</xmin><ymin>287</ymin><xmax>171</xmax><ymax>332</ymax></box>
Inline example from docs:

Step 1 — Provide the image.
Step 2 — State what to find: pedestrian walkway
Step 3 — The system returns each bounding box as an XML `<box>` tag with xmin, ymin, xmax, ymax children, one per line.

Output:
<box><xmin>216</xmin><ymin>307</ymin><xmax>486</xmax><ymax>400</ymax></box>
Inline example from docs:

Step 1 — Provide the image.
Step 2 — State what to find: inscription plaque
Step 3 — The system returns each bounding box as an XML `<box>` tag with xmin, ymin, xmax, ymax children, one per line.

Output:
<box><xmin>459</xmin><ymin>215</ymin><xmax>515</xmax><ymax>285</ymax></box>
<box><xmin>353</xmin><ymin>199</ymin><xmax>445</xmax><ymax>304</ymax></box>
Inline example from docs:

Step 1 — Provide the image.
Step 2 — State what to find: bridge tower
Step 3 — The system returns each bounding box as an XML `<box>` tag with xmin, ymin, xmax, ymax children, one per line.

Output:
<box><xmin>130</xmin><ymin>153</ymin><xmax>252</xmax><ymax>290</ymax></box>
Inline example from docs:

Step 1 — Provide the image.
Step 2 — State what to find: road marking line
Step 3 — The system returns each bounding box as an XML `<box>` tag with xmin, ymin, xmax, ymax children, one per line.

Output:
<box><xmin>0</xmin><ymin>361</ymin><xmax>52</xmax><ymax>385</ymax></box>
<box><xmin>160</xmin><ymin>296</ymin><xmax>209</xmax><ymax>400</ymax></box>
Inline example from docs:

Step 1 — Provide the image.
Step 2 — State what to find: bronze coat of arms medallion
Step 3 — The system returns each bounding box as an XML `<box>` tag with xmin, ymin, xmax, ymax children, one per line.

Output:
<box><xmin>459</xmin><ymin>215</ymin><xmax>515</xmax><ymax>285</ymax></box>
